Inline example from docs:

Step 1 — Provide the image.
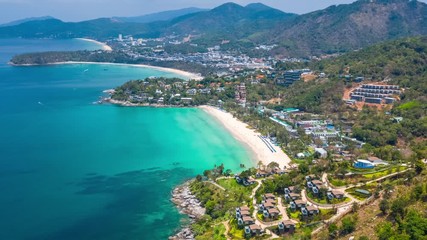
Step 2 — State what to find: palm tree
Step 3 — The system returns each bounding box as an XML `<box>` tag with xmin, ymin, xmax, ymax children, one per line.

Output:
<box><xmin>257</xmin><ymin>161</ymin><xmax>265</xmax><ymax>170</ymax></box>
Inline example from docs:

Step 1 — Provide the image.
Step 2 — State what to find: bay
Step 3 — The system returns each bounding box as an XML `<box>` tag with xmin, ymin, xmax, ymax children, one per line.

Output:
<box><xmin>0</xmin><ymin>39</ymin><xmax>254</xmax><ymax>239</ymax></box>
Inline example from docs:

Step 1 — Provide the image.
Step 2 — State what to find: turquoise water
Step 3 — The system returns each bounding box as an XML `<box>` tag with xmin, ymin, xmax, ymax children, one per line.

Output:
<box><xmin>0</xmin><ymin>39</ymin><xmax>254</xmax><ymax>239</ymax></box>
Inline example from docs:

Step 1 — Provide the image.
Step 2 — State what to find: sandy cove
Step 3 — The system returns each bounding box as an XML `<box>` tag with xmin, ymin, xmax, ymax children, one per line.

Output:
<box><xmin>75</xmin><ymin>38</ymin><xmax>113</xmax><ymax>51</ymax></box>
<box><xmin>200</xmin><ymin>105</ymin><xmax>291</xmax><ymax>169</ymax></box>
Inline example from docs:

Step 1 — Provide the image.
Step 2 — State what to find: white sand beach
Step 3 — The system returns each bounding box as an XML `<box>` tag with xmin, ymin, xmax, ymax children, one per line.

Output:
<box><xmin>35</xmin><ymin>61</ymin><xmax>202</xmax><ymax>80</ymax></box>
<box><xmin>75</xmin><ymin>38</ymin><xmax>113</xmax><ymax>51</ymax></box>
<box><xmin>200</xmin><ymin>105</ymin><xmax>292</xmax><ymax>169</ymax></box>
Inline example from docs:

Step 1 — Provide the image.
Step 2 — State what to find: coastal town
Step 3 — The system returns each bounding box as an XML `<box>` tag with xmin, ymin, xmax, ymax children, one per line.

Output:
<box><xmin>1</xmin><ymin>1</ymin><xmax>426</xmax><ymax>240</ymax></box>
<box><xmin>101</xmin><ymin>58</ymin><xmax>419</xmax><ymax>239</ymax></box>
<box><xmin>105</xmin><ymin>33</ymin><xmax>304</xmax><ymax>73</ymax></box>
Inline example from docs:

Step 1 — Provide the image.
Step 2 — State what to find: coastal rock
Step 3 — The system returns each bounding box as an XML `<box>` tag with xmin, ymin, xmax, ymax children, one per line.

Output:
<box><xmin>169</xmin><ymin>181</ymin><xmax>205</xmax><ymax>240</ymax></box>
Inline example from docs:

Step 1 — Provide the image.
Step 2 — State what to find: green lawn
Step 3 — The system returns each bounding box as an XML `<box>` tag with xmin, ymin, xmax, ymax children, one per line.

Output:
<box><xmin>228</xmin><ymin>219</ymin><xmax>245</xmax><ymax>240</ymax></box>
<box><xmin>362</xmin><ymin>166</ymin><xmax>405</xmax><ymax>179</ymax></box>
<box><xmin>217</xmin><ymin>178</ymin><xmax>255</xmax><ymax>196</ymax></box>
<box><xmin>288</xmin><ymin>208</ymin><xmax>301</xmax><ymax>220</ymax></box>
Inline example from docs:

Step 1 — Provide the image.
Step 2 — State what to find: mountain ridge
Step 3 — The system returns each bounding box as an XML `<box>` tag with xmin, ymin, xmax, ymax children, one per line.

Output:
<box><xmin>0</xmin><ymin>1</ymin><xmax>426</xmax><ymax>57</ymax></box>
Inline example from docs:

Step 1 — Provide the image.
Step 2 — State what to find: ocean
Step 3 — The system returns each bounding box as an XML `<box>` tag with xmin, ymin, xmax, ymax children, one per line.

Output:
<box><xmin>0</xmin><ymin>39</ymin><xmax>254</xmax><ymax>239</ymax></box>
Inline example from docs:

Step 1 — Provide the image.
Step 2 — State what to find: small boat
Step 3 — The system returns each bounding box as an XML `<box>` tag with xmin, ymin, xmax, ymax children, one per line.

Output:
<box><xmin>83</xmin><ymin>69</ymin><xmax>89</xmax><ymax>72</ymax></box>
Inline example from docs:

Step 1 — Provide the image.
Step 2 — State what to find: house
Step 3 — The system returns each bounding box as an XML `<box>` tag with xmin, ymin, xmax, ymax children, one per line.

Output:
<box><xmin>181</xmin><ymin>97</ymin><xmax>192</xmax><ymax>104</ymax></box>
<box><xmin>354</xmin><ymin>159</ymin><xmax>374</xmax><ymax>169</ymax></box>
<box><xmin>243</xmin><ymin>177</ymin><xmax>256</xmax><ymax>186</ymax></box>
<box><xmin>285</xmin><ymin>193</ymin><xmax>300</xmax><ymax>202</ymax></box>
<box><xmin>290</xmin><ymin>200</ymin><xmax>306</xmax><ymax>210</ymax></box>
<box><xmin>278</xmin><ymin>220</ymin><xmax>296</xmax><ymax>234</ymax></box>
<box><xmin>273</xmin><ymin>168</ymin><xmax>286</xmax><ymax>175</ymax></box>
<box><xmin>186</xmin><ymin>89</ymin><xmax>197</xmax><ymax>95</ymax></box>
<box><xmin>263</xmin><ymin>193</ymin><xmax>276</xmax><ymax>201</ymax></box>
<box><xmin>306</xmin><ymin>205</ymin><xmax>319</xmax><ymax>215</ymax></box>
<box><xmin>266</xmin><ymin>208</ymin><xmax>280</xmax><ymax>218</ymax></box>
<box><xmin>236</xmin><ymin>209</ymin><xmax>251</xmax><ymax>219</ymax></box>
<box><xmin>265</xmin><ymin>199</ymin><xmax>277</xmax><ymax>205</ymax></box>
<box><xmin>260</xmin><ymin>202</ymin><xmax>275</xmax><ymax>210</ymax></box>
<box><xmin>314</xmin><ymin>148</ymin><xmax>328</xmax><ymax>158</ymax></box>
<box><xmin>235</xmin><ymin>175</ymin><xmax>242</xmax><ymax>184</ymax></box>
<box><xmin>237</xmin><ymin>206</ymin><xmax>250</xmax><ymax>212</ymax></box>
<box><xmin>238</xmin><ymin>216</ymin><xmax>255</xmax><ymax>225</ymax></box>
<box><xmin>256</xmin><ymin>170</ymin><xmax>271</xmax><ymax>178</ymax></box>
<box><xmin>284</xmin><ymin>186</ymin><xmax>295</xmax><ymax>194</ymax></box>
<box><xmin>305</xmin><ymin>175</ymin><xmax>315</xmax><ymax>182</ymax></box>
<box><xmin>245</xmin><ymin>224</ymin><xmax>261</xmax><ymax>236</ymax></box>
<box><xmin>294</xmin><ymin>200</ymin><xmax>307</xmax><ymax>208</ymax></box>
<box><xmin>312</xmin><ymin>186</ymin><xmax>319</xmax><ymax>194</ymax></box>
<box><xmin>327</xmin><ymin>190</ymin><xmax>345</xmax><ymax>200</ymax></box>
<box><xmin>311</xmin><ymin>180</ymin><xmax>323</xmax><ymax>188</ymax></box>
<box><xmin>367</xmin><ymin>156</ymin><xmax>388</xmax><ymax>166</ymax></box>
<box><xmin>236</xmin><ymin>206</ymin><xmax>250</xmax><ymax>218</ymax></box>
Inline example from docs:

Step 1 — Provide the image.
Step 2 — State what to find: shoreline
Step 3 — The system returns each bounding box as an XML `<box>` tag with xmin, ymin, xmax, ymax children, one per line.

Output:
<box><xmin>75</xmin><ymin>38</ymin><xmax>113</xmax><ymax>51</ymax></box>
<box><xmin>12</xmin><ymin>61</ymin><xmax>203</xmax><ymax>80</ymax></box>
<box><xmin>200</xmin><ymin>105</ymin><xmax>292</xmax><ymax>169</ymax></box>
<box><xmin>169</xmin><ymin>180</ymin><xmax>205</xmax><ymax>240</ymax></box>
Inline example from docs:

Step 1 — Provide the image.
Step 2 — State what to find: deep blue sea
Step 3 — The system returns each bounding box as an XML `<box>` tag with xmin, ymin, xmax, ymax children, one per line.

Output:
<box><xmin>0</xmin><ymin>39</ymin><xmax>253</xmax><ymax>239</ymax></box>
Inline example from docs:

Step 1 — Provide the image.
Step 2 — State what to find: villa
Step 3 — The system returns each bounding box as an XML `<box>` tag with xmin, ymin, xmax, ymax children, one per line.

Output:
<box><xmin>264</xmin><ymin>208</ymin><xmax>280</xmax><ymax>218</ymax></box>
<box><xmin>327</xmin><ymin>190</ymin><xmax>345</xmax><ymax>200</ymax></box>
<box><xmin>260</xmin><ymin>202</ymin><xmax>275</xmax><ymax>210</ymax></box>
<box><xmin>285</xmin><ymin>192</ymin><xmax>300</xmax><ymax>201</ymax></box>
<box><xmin>278</xmin><ymin>220</ymin><xmax>296</xmax><ymax>234</ymax></box>
<box><xmin>306</xmin><ymin>205</ymin><xmax>320</xmax><ymax>215</ymax></box>
<box><xmin>263</xmin><ymin>193</ymin><xmax>276</xmax><ymax>201</ymax></box>
<box><xmin>284</xmin><ymin>186</ymin><xmax>295</xmax><ymax>194</ymax></box>
<box><xmin>238</xmin><ymin>216</ymin><xmax>255</xmax><ymax>226</ymax></box>
<box><xmin>290</xmin><ymin>200</ymin><xmax>307</xmax><ymax>210</ymax></box>
<box><xmin>245</xmin><ymin>224</ymin><xmax>261</xmax><ymax>236</ymax></box>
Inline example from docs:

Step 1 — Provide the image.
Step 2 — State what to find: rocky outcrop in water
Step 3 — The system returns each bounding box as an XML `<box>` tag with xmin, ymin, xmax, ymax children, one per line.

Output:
<box><xmin>169</xmin><ymin>181</ymin><xmax>205</xmax><ymax>240</ymax></box>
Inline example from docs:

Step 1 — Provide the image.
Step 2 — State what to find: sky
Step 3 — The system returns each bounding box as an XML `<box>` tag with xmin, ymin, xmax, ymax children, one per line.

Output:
<box><xmin>0</xmin><ymin>0</ymin><xmax>426</xmax><ymax>24</ymax></box>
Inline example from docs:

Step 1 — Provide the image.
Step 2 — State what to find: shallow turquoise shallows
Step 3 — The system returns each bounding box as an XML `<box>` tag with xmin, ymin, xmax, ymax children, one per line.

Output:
<box><xmin>0</xmin><ymin>39</ymin><xmax>254</xmax><ymax>240</ymax></box>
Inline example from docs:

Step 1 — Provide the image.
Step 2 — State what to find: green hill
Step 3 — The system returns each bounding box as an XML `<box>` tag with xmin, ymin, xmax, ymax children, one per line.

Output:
<box><xmin>278</xmin><ymin>36</ymin><xmax>426</xmax><ymax>149</ymax></box>
<box><xmin>269</xmin><ymin>0</ymin><xmax>427</xmax><ymax>57</ymax></box>
<box><xmin>0</xmin><ymin>1</ymin><xmax>426</xmax><ymax>57</ymax></box>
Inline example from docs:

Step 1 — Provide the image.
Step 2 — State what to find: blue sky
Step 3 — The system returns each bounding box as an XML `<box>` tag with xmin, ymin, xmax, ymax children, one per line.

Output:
<box><xmin>0</xmin><ymin>0</ymin><xmax>426</xmax><ymax>24</ymax></box>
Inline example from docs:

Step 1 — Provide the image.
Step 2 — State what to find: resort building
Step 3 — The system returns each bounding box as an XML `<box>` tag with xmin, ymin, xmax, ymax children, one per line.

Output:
<box><xmin>277</xmin><ymin>69</ymin><xmax>311</xmax><ymax>86</ymax></box>
<box><xmin>353</xmin><ymin>159</ymin><xmax>375</xmax><ymax>169</ymax></box>
<box><xmin>278</xmin><ymin>220</ymin><xmax>296</xmax><ymax>234</ymax></box>
<box><xmin>349</xmin><ymin>84</ymin><xmax>402</xmax><ymax>105</ymax></box>
<box><xmin>284</xmin><ymin>186</ymin><xmax>296</xmax><ymax>194</ymax></box>
<box><xmin>245</xmin><ymin>224</ymin><xmax>262</xmax><ymax>236</ymax></box>
<box><xmin>327</xmin><ymin>190</ymin><xmax>345</xmax><ymax>200</ymax></box>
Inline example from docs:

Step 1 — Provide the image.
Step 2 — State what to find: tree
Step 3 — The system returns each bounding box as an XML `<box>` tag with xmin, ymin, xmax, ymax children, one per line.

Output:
<box><xmin>267</xmin><ymin>161</ymin><xmax>280</xmax><ymax>171</ymax></box>
<box><xmin>376</xmin><ymin>222</ymin><xmax>395</xmax><ymax>240</ymax></box>
<box><xmin>328</xmin><ymin>223</ymin><xmax>338</xmax><ymax>239</ymax></box>
<box><xmin>415</xmin><ymin>160</ymin><xmax>425</xmax><ymax>175</ymax></box>
<box><xmin>352</xmin><ymin>202</ymin><xmax>359</xmax><ymax>213</ymax></box>
<box><xmin>203</xmin><ymin>170</ymin><xmax>212</xmax><ymax>179</ymax></box>
<box><xmin>196</xmin><ymin>174</ymin><xmax>203</xmax><ymax>182</ymax></box>
<box><xmin>257</xmin><ymin>161</ymin><xmax>265</xmax><ymax>170</ymax></box>
<box><xmin>299</xmin><ymin>162</ymin><xmax>309</xmax><ymax>174</ymax></box>
<box><xmin>390</xmin><ymin>198</ymin><xmax>406</xmax><ymax>220</ymax></box>
<box><xmin>379</xmin><ymin>199</ymin><xmax>390</xmax><ymax>215</ymax></box>
<box><xmin>341</xmin><ymin>215</ymin><xmax>357</xmax><ymax>235</ymax></box>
